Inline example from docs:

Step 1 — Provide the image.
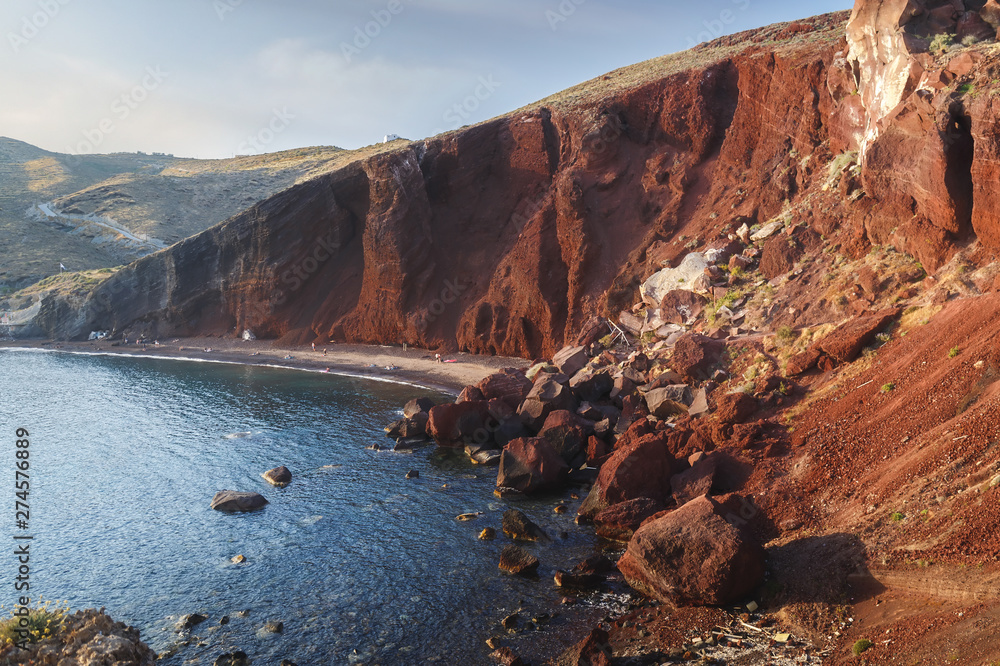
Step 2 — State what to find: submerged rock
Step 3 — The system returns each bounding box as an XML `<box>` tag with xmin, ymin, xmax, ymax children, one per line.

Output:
<box><xmin>502</xmin><ymin>509</ymin><xmax>547</xmax><ymax>541</ymax></box>
<box><xmin>214</xmin><ymin>651</ymin><xmax>249</xmax><ymax>666</ymax></box>
<box><xmin>498</xmin><ymin>545</ymin><xmax>539</xmax><ymax>576</ymax></box>
<box><xmin>177</xmin><ymin>613</ymin><xmax>208</xmax><ymax>630</ymax></box>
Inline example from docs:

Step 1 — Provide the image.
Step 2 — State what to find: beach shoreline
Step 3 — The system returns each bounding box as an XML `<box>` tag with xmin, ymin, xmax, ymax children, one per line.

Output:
<box><xmin>0</xmin><ymin>337</ymin><xmax>530</xmax><ymax>395</ymax></box>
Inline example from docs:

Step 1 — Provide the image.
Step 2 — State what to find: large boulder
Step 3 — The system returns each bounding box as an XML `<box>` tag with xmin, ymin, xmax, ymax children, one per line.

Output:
<box><xmin>457</xmin><ymin>385</ymin><xmax>485</xmax><ymax>403</ymax></box>
<box><xmin>816</xmin><ymin>308</ymin><xmax>899</xmax><ymax>364</ymax></box>
<box><xmin>593</xmin><ymin>497</ymin><xmax>665</xmax><ymax>542</ymax></box>
<box><xmin>537</xmin><ymin>410</ymin><xmax>592</xmax><ymax>466</ymax></box>
<box><xmin>384</xmin><ymin>413</ymin><xmax>428</xmax><ymax>439</ymax></box>
<box><xmin>552</xmin><ymin>345</ymin><xmax>590</xmax><ymax>377</ymax></box>
<box><xmin>211</xmin><ymin>491</ymin><xmax>268</xmax><ymax>513</ymax></box>
<box><xmin>477</xmin><ymin>369</ymin><xmax>532</xmax><ymax>408</ymax></box>
<box><xmin>517</xmin><ymin>376</ymin><xmax>578</xmax><ymax>432</ymax></box>
<box><xmin>671</xmin><ymin>334</ymin><xmax>724</xmax><ymax>381</ymax></box>
<box><xmin>640</xmin><ymin>253</ymin><xmax>710</xmax><ymax>306</ymax></box>
<box><xmin>569</xmin><ymin>368</ymin><xmax>614</xmax><ymax>403</ymax></box>
<box><xmin>644</xmin><ymin>385</ymin><xmax>692</xmax><ymax>419</ymax></box>
<box><xmin>403</xmin><ymin>397</ymin><xmax>436</xmax><ymax>418</ymax></box>
<box><xmin>659</xmin><ymin>290</ymin><xmax>708</xmax><ymax>325</ymax></box>
<box><xmin>617</xmin><ymin>495</ymin><xmax>766</xmax><ymax>606</ymax></box>
<box><xmin>496</xmin><ymin>437</ymin><xmax>569</xmax><ymax>494</ymax></box>
<box><xmin>578</xmin><ymin>430</ymin><xmax>674</xmax><ymax>518</ymax></box>
<box><xmin>427</xmin><ymin>400</ymin><xmax>490</xmax><ymax>447</ymax></box>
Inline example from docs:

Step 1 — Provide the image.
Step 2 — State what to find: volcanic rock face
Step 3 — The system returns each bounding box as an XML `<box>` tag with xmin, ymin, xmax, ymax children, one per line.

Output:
<box><xmin>36</xmin><ymin>14</ymin><xmax>848</xmax><ymax>355</ymax></box>
<box><xmin>841</xmin><ymin>0</ymin><xmax>995</xmax><ymax>266</ymax></box>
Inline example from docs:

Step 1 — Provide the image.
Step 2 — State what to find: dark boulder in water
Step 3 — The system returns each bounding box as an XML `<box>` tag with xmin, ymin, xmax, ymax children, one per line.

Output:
<box><xmin>210</xmin><ymin>490</ymin><xmax>268</xmax><ymax>513</ymax></box>
<box><xmin>498</xmin><ymin>545</ymin><xmax>539</xmax><ymax>576</ymax></box>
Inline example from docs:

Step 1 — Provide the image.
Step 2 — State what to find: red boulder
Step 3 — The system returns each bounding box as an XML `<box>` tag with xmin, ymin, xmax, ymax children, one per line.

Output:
<box><xmin>477</xmin><ymin>368</ymin><xmax>532</xmax><ymax>408</ymax></box>
<box><xmin>427</xmin><ymin>401</ymin><xmax>490</xmax><ymax>447</ymax></box>
<box><xmin>671</xmin><ymin>334</ymin><xmax>724</xmax><ymax>381</ymax></box>
<box><xmin>593</xmin><ymin>497</ymin><xmax>665</xmax><ymax>542</ymax></box>
<box><xmin>617</xmin><ymin>495</ymin><xmax>765</xmax><ymax>606</ymax></box>
<box><xmin>496</xmin><ymin>437</ymin><xmax>569</xmax><ymax>494</ymax></box>
<box><xmin>578</xmin><ymin>430</ymin><xmax>674</xmax><ymax>518</ymax></box>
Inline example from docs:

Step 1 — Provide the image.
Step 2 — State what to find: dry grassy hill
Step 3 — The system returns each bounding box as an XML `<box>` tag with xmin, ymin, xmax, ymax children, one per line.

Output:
<box><xmin>0</xmin><ymin>137</ymin><xmax>407</xmax><ymax>293</ymax></box>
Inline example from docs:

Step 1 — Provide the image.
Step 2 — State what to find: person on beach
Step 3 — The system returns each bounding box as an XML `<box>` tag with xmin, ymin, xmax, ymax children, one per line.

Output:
<box><xmin>323</xmin><ymin>348</ymin><xmax>327</xmax><ymax>356</ymax></box>
<box><xmin>312</xmin><ymin>342</ymin><xmax>316</xmax><ymax>352</ymax></box>
<box><xmin>435</xmin><ymin>353</ymin><xmax>441</xmax><ymax>363</ymax></box>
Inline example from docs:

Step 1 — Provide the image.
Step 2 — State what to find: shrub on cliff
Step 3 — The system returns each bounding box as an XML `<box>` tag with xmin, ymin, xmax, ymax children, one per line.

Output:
<box><xmin>0</xmin><ymin>602</ymin><xmax>64</xmax><ymax>648</ymax></box>
<box><xmin>929</xmin><ymin>33</ymin><xmax>953</xmax><ymax>55</ymax></box>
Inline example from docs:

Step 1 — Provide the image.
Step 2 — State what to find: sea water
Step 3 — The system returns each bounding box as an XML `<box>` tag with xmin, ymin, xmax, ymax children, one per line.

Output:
<box><xmin>0</xmin><ymin>349</ymin><xmax>616</xmax><ymax>664</ymax></box>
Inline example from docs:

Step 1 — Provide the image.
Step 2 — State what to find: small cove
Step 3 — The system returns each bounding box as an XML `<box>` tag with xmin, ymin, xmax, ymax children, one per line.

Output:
<box><xmin>0</xmin><ymin>349</ymin><xmax>618</xmax><ymax>664</ymax></box>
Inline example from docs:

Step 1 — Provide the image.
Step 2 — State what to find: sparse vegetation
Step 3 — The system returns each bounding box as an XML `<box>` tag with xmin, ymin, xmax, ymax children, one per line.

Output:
<box><xmin>930</xmin><ymin>33</ymin><xmax>954</xmax><ymax>55</ymax></box>
<box><xmin>0</xmin><ymin>599</ymin><xmax>68</xmax><ymax>646</ymax></box>
<box><xmin>823</xmin><ymin>151</ymin><xmax>859</xmax><ymax>191</ymax></box>
<box><xmin>949</xmin><ymin>346</ymin><xmax>961</xmax><ymax>358</ymax></box>
<box><xmin>890</xmin><ymin>511</ymin><xmax>905</xmax><ymax>522</ymax></box>
<box><xmin>776</xmin><ymin>325</ymin><xmax>797</xmax><ymax>345</ymax></box>
<box><xmin>961</xmin><ymin>34</ymin><xmax>980</xmax><ymax>47</ymax></box>
<box><xmin>881</xmin><ymin>382</ymin><xmax>895</xmax><ymax>393</ymax></box>
<box><xmin>852</xmin><ymin>639</ymin><xmax>873</xmax><ymax>656</ymax></box>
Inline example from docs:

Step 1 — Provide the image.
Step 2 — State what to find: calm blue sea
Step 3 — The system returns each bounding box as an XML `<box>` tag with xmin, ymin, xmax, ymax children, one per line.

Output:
<box><xmin>0</xmin><ymin>349</ymin><xmax>616</xmax><ymax>664</ymax></box>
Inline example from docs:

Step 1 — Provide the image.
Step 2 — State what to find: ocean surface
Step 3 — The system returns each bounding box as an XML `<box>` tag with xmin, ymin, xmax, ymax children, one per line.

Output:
<box><xmin>0</xmin><ymin>349</ymin><xmax>619</xmax><ymax>664</ymax></box>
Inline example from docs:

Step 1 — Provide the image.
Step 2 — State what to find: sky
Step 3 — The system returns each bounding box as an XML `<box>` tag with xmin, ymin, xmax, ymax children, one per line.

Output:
<box><xmin>0</xmin><ymin>0</ymin><xmax>853</xmax><ymax>159</ymax></box>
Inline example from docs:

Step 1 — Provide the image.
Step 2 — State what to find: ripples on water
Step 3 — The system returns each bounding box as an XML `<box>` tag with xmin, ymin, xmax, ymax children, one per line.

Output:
<box><xmin>0</xmin><ymin>350</ymin><xmax>615</xmax><ymax>664</ymax></box>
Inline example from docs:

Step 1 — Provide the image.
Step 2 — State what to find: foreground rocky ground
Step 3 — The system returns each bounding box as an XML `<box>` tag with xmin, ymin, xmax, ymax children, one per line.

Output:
<box><xmin>0</xmin><ymin>608</ymin><xmax>155</xmax><ymax>665</ymax></box>
<box><xmin>385</xmin><ymin>220</ymin><xmax>1000</xmax><ymax>663</ymax></box>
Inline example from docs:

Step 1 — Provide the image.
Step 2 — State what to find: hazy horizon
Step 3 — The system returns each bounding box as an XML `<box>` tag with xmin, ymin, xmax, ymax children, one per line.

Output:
<box><xmin>2</xmin><ymin>0</ymin><xmax>852</xmax><ymax>160</ymax></box>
